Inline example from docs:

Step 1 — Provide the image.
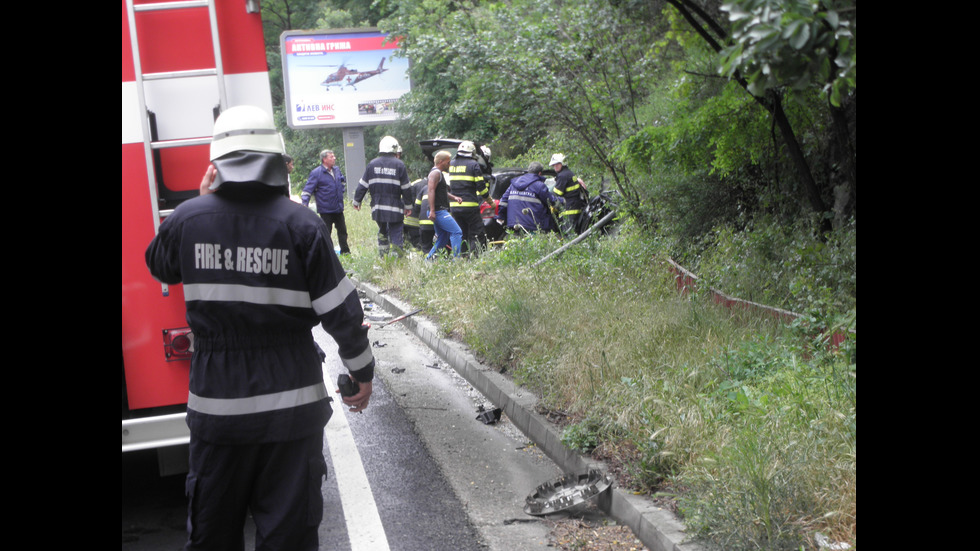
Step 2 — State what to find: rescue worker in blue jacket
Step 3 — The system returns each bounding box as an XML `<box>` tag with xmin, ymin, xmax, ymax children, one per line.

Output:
<box><xmin>302</xmin><ymin>148</ymin><xmax>350</xmax><ymax>254</ymax></box>
<box><xmin>353</xmin><ymin>136</ymin><xmax>414</xmax><ymax>257</ymax></box>
<box><xmin>549</xmin><ymin>153</ymin><xmax>588</xmax><ymax>235</ymax></box>
<box><xmin>145</xmin><ymin>105</ymin><xmax>375</xmax><ymax>551</ymax></box>
<box><xmin>448</xmin><ymin>140</ymin><xmax>492</xmax><ymax>257</ymax></box>
<box><xmin>495</xmin><ymin>161</ymin><xmax>563</xmax><ymax>234</ymax></box>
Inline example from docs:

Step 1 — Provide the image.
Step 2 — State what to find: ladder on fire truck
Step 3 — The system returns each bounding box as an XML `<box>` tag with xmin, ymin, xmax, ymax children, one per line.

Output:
<box><xmin>125</xmin><ymin>0</ymin><xmax>229</xmax><ymax>297</ymax></box>
<box><xmin>124</xmin><ymin>0</ymin><xmax>228</xmax><ymax>229</ymax></box>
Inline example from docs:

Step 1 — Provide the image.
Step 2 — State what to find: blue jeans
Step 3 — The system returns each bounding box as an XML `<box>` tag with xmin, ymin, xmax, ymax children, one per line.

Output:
<box><xmin>426</xmin><ymin>209</ymin><xmax>462</xmax><ymax>259</ymax></box>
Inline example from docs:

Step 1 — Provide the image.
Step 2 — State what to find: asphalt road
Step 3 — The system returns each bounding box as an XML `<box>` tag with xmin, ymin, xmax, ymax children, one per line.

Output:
<box><xmin>122</xmin><ymin>299</ymin><xmax>567</xmax><ymax>550</ymax></box>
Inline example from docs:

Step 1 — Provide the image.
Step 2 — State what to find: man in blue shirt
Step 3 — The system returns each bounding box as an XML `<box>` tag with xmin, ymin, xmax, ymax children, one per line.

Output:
<box><xmin>302</xmin><ymin>149</ymin><xmax>350</xmax><ymax>254</ymax></box>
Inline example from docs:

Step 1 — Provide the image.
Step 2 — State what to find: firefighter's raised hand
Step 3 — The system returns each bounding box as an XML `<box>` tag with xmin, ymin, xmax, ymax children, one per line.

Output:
<box><xmin>200</xmin><ymin>164</ymin><xmax>217</xmax><ymax>195</ymax></box>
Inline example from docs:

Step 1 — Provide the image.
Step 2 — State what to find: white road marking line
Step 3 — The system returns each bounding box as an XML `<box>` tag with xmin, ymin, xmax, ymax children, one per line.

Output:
<box><xmin>323</xmin><ymin>370</ymin><xmax>390</xmax><ymax>551</ymax></box>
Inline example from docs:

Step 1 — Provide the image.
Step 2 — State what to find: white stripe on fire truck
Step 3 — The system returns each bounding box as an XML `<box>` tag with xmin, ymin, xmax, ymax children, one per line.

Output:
<box><xmin>121</xmin><ymin>72</ymin><xmax>273</xmax><ymax>145</ymax></box>
<box><xmin>187</xmin><ymin>382</ymin><xmax>328</xmax><ymax>416</ymax></box>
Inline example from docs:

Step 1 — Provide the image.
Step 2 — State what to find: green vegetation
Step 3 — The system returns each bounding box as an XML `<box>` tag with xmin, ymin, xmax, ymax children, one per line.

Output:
<box><xmin>339</xmin><ymin>209</ymin><xmax>855</xmax><ymax>551</ymax></box>
<box><xmin>264</xmin><ymin>0</ymin><xmax>855</xmax><ymax>548</ymax></box>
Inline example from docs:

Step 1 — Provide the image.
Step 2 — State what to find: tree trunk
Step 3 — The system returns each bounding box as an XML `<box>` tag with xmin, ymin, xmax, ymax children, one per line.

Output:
<box><xmin>769</xmin><ymin>91</ymin><xmax>827</xmax><ymax>215</ymax></box>
<box><xmin>664</xmin><ymin>0</ymin><xmax>829</xmax><ymax>222</ymax></box>
<box><xmin>829</xmin><ymin>97</ymin><xmax>856</xmax><ymax>226</ymax></box>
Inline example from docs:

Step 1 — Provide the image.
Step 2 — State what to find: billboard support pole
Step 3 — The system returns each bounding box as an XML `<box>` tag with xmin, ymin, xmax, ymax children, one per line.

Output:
<box><xmin>343</xmin><ymin>127</ymin><xmax>365</xmax><ymax>200</ymax></box>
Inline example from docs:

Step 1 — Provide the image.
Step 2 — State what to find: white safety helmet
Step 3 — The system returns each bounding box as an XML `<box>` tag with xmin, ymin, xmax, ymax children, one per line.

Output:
<box><xmin>210</xmin><ymin>105</ymin><xmax>284</xmax><ymax>161</ymax></box>
<box><xmin>549</xmin><ymin>153</ymin><xmax>566</xmax><ymax>166</ymax></box>
<box><xmin>457</xmin><ymin>140</ymin><xmax>476</xmax><ymax>156</ymax></box>
<box><xmin>379</xmin><ymin>135</ymin><xmax>402</xmax><ymax>153</ymax></box>
<box><xmin>480</xmin><ymin>145</ymin><xmax>492</xmax><ymax>161</ymax></box>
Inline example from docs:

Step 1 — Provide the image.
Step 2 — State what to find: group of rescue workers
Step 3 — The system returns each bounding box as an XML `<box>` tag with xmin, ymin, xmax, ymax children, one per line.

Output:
<box><xmin>300</xmin><ymin>134</ymin><xmax>590</xmax><ymax>261</ymax></box>
<box><xmin>143</xmin><ymin>106</ymin><xmax>593</xmax><ymax>550</ymax></box>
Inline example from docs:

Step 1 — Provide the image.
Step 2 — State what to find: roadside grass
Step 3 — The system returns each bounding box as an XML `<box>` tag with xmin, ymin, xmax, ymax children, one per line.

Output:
<box><xmin>340</xmin><ymin>207</ymin><xmax>856</xmax><ymax>550</ymax></box>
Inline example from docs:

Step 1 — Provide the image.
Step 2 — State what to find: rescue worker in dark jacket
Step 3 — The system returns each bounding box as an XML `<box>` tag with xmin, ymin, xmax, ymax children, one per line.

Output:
<box><xmin>353</xmin><ymin>136</ymin><xmax>414</xmax><ymax>257</ymax></box>
<box><xmin>448</xmin><ymin>140</ymin><xmax>491</xmax><ymax>257</ymax></box>
<box><xmin>302</xmin><ymin>148</ymin><xmax>350</xmax><ymax>254</ymax></box>
<box><xmin>495</xmin><ymin>161</ymin><xmax>563</xmax><ymax>233</ymax></box>
<box><xmin>145</xmin><ymin>105</ymin><xmax>375</xmax><ymax>551</ymax></box>
<box><xmin>412</xmin><ymin>179</ymin><xmax>436</xmax><ymax>252</ymax></box>
<box><xmin>549</xmin><ymin>153</ymin><xmax>588</xmax><ymax>235</ymax></box>
<box><xmin>404</xmin><ymin>178</ymin><xmax>427</xmax><ymax>250</ymax></box>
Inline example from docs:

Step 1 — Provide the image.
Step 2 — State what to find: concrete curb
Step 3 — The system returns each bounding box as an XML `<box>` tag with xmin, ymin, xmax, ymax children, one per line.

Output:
<box><xmin>357</xmin><ymin>281</ymin><xmax>704</xmax><ymax>551</ymax></box>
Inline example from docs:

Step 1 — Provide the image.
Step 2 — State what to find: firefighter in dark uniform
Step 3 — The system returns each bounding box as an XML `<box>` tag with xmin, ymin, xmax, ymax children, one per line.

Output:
<box><xmin>549</xmin><ymin>153</ymin><xmax>588</xmax><ymax>235</ymax></box>
<box><xmin>145</xmin><ymin>105</ymin><xmax>375</xmax><ymax>551</ymax></box>
<box><xmin>448</xmin><ymin>140</ymin><xmax>491</xmax><ymax>257</ymax></box>
<box><xmin>404</xmin><ymin>178</ymin><xmax>427</xmax><ymax>250</ymax></box>
<box><xmin>353</xmin><ymin>136</ymin><xmax>414</xmax><ymax>257</ymax></box>
<box><xmin>413</xmin><ymin>178</ymin><xmax>436</xmax><ymax>253</ymax></box>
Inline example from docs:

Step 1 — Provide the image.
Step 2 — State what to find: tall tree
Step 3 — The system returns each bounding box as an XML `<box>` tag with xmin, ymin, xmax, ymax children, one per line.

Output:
<box><xmin>663</xmin><ymin>0</ymin><xmax>855</xmax><ymax>224</ymax></box>
<box><xmin>381</xmin><ymin>0</ymin><xmax>665</xmax><ymax>205</ymax></box>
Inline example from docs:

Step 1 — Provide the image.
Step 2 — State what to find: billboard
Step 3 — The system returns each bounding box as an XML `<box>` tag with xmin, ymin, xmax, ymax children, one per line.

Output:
<box><xmin>280</xmin><ymin>28</ymin><xmax>410</xmax><ymax>129</ymax></box>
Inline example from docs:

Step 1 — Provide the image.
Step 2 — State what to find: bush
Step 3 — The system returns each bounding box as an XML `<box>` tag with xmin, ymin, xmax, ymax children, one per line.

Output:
<box><xmin>693</xmin><ymin>215</ymin><xmax>856</xmax><ymax>320</ymax></box>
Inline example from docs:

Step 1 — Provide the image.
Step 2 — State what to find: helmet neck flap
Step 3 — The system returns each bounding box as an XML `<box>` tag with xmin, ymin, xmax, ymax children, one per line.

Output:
<box><xmin>210</xmin><ymin>150</ymin><xmax>288</xmax><ymax>192</ymax></box>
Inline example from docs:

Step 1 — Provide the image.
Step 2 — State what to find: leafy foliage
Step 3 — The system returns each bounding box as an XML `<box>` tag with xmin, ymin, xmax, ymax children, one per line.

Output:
<box><xmin>382</xmin><ymin>0</ymin><xmax>668</xmax><ymax>203</ymax></box>
<box><xmin>718</xmin><ymin>0</ymin><xmax>856</xmax><ymax>107</ymax></box>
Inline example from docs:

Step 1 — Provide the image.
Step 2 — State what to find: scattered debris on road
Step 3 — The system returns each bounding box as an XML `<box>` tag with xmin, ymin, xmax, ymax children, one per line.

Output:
<box><xmin>524</xmin><ymin>469</ymin><xmax>613</xmax><ymax>516</ymax></box>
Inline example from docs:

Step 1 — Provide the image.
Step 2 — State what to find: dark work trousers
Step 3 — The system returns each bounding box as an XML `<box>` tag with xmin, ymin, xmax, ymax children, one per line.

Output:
<box><xmin>376</xmin><ymin>220</ymin><xmax>405</xmax><ymax>257</ymax></box>
<box><xmin>319</xmin><ymin>212</ymin><xmax>350</xmax><ymax>254</ymax></box>
<box><xmin>450</xmin><ymin>207</ymin><xmax>487</xmax><ymax>258</ymax></box>
<box><xmin>419</xmin><ymin>224</ymin><xmax>435</xmax><ymax>254</ymax></box>
<box><xmin>183</xmin><ymin>430</ymin><xmax>328</xmax><ymax>551</ymax></box>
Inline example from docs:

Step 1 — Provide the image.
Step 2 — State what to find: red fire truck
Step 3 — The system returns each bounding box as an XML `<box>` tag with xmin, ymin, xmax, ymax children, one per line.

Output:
<box><xmin>122</xmin><ymin>0</ymin><xmax>273</xmax><ymax>473</ymax></box>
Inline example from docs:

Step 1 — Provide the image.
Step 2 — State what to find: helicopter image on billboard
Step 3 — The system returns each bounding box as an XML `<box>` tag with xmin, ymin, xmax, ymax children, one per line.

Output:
<box><xmin>320</xmin><ymin>57</ymin><xmax>388</xmax><ymax>91</ymax></box>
